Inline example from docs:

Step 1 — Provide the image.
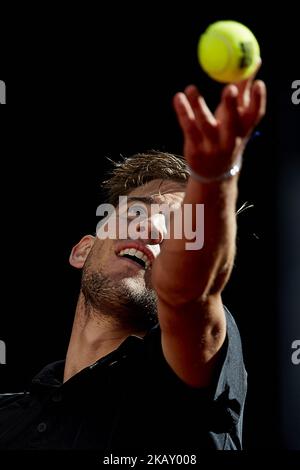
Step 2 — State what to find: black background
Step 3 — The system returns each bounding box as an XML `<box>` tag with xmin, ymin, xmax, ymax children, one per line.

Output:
<box><xmin>1</xmin><ymin>6</ymin><xmax>299</xmax><ymax>451</ymax></box>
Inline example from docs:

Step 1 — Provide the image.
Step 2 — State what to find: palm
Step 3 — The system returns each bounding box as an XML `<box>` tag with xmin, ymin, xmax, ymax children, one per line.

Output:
<box><xmin>173</xmin><ymin>73</ymin><xmax>266</xmax><ymax>179</ymax></box>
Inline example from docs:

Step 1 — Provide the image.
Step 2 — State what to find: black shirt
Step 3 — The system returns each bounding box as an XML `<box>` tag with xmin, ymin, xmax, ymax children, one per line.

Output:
<box><xmin>0</xmin><ymin>307</ymin><xmax>246</xmax><ymax>452</ymax></box>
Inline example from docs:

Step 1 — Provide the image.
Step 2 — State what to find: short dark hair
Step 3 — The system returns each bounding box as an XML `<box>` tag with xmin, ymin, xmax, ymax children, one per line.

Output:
<box><xmin>102</xmin><ymin>151</ymin><xmax>190</xmax><ymax>206</ymax></box>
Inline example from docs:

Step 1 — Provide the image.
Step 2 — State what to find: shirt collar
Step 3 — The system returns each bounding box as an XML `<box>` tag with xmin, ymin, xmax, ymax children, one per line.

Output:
<box><xmin>30</xmin><ymin>324</ymin><xmax>159</xmax><ymax>391</ymax></box>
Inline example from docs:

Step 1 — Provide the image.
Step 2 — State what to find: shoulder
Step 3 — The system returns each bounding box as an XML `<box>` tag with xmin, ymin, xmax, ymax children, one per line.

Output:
<box><xmin>0</xmin><ymin>392</ymin><xmax>29</xmax><ymax>406</ymax></box>
<box><xmin>142</xmin><ymin>307</ymin><xmax>246</xmax><ymax>449</ymax></box>
<box><xmin>221</xmin><ymin>305</ymin><xmax>246</xmax><ymax>382</ymax></box>
<box><xmin>145</xmin><ymin>305</ymin><xmax>244</xmax><ymax>370</ymax></box>
<box><xmin>144</xmin><ymin>305</ymin><xmax>247</xmax><ymax>403</ymax></box>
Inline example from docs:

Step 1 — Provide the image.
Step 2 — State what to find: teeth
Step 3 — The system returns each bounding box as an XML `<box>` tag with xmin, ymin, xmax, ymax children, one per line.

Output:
<box><xmin>118</xmin><ymin>247</ymin><xmax>151</xmax><ymax>267</ymax></box>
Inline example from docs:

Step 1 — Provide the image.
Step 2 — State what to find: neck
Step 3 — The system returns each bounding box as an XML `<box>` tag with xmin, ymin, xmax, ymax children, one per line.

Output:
<box><xmin>64</xmin><ymin>293</ymin><xmax>145</xmax><ymax>382</ymax></box>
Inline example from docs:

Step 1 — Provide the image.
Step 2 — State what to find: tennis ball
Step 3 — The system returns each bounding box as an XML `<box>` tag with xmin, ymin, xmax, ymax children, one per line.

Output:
<box><xmin>197</xmin><ymin>20</ymin><xmax>260</xmax><ymax>83</ymax></box>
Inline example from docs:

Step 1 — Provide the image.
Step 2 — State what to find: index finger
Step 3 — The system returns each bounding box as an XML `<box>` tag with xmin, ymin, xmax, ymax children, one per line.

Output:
<box><xmin>236</xmin><ymin>58</ymin><xmax>262</xmax><ymax>109</ymax></box>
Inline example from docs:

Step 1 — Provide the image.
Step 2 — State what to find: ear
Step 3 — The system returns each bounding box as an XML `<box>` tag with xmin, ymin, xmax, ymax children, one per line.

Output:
<box><xmin>69</xmin><ymin>235</ymin><xmax>95</xmax><ymax>269</ymax></box>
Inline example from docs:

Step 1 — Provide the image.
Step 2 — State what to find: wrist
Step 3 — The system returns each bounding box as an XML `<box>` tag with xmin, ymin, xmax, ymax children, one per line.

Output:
<box><xmin>188</xmin><ymin>154</ymin><xmax>242</xmax><ymax>184</ymax></box>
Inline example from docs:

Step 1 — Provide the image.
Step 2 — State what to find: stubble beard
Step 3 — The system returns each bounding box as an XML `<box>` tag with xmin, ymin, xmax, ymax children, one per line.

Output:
<box><xmin>81</xmin><ymin>262</ymin><xmax>158</xmax><ymax>330</ymax></box>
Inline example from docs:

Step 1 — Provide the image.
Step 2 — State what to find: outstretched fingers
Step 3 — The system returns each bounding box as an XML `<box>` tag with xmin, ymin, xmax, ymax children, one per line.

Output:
<box><xmin>173</xmin><ymin>76</ymin><xmax>266</xmax><ymax>165</ymax></box>
<box><xmin>236</xmin><ymin>59</ymin><xmax>262</xmax><ymax>109</ymax></box>
<box><xmin>249</xmin><ymin>80</ymin><xmax>267</xmax><ymax>126</ymax></box>
<box><xmin>239</xmin><ymin>80</ymin><xmax>267</xmax><ymax>135</ymax></box>
<box><xmin>218</xmin><ymin>84</ymin><xmax>240</xmax><ymax>147</ymax></box>
<box><xmin>184</xmin><ymin>85</ymin><xmax>218</xmax><ymax>140</ymax></box>
<box><xmin>173</xmin><ymin>92</ymin><xmax>203</xmax><ymax>142</ymax></box>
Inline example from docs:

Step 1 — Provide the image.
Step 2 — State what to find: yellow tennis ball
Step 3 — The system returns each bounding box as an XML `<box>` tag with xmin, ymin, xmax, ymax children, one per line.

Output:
<box><xmin>197</xmin><ymin>20</ymin><xmax>260</xmax><ymax>83</ymax></box>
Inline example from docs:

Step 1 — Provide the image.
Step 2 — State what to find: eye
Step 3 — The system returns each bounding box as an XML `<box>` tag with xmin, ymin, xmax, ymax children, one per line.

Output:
<box><xmin>128</xmin><ymin>203</ymin><xmax>148</xmax><ymax>218</ymax></box>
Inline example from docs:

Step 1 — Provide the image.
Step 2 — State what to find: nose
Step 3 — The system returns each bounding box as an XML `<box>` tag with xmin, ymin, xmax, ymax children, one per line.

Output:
<box><xmin>136</xmin><ymin>213</ymin><xmax>166</xmax><ymax>245</ymax></box>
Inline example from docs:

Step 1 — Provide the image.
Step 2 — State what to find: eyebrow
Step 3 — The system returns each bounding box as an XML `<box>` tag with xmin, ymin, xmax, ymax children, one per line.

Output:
<box><xmin>127</xmin><ymin>196</ymin><xmax>157</xmax><ymax>205</ymax></box>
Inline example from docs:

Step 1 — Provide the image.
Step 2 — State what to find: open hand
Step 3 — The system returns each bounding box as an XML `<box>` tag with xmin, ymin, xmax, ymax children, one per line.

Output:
<box><xmin>173</xmin><ymin>70</ymin><xmax>266</xmax><ymax>179</ymax></box>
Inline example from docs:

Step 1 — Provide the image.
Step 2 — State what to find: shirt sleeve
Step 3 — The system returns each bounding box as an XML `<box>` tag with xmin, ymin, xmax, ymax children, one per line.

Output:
<box><xmin>145</xmin><ymin>305</ymin><xmax>247</xmax><ymax>449</ymax></box>
<box><xmin>207</xmin><ymin>306</ymin><xmax>247</xmax><ymax>446</ymax></box>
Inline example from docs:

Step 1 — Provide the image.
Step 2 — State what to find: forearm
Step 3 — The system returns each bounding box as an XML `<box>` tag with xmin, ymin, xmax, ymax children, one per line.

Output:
<box><xmin>150</xmin><ymin>75</ymin><xmax>265</xmax><ymax>387</ymax></box>
<box><xmin>153</xmin><ymin>76</ymin><xmax>265</xmax><ymax>308</ymax></box>
<box><xmin>152</xmin><ymin>175</ymin><xmax>238</xmax><ymax>306</ymax></box>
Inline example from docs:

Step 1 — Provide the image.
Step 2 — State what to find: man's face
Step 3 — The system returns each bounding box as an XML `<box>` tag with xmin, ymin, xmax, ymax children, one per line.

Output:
<box><xmin>80</xmin><ymin>179</ymin><xmax>185</xmax><ymax>328</ymax></box>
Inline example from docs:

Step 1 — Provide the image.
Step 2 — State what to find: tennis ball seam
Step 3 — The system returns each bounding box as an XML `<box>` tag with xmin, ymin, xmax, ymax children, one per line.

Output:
<box><xmin>203</xmin><ymin>30</ymin><xmax>235</xmax><ymax>73</ymax></box>
<box><xmin>197</xmin><ymin>20</ymin><xmax>260</xmax><ymax>83</ymax></box>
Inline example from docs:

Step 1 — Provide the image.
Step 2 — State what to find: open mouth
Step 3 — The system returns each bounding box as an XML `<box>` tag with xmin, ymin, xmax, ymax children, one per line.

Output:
<box><xmin>117</xmin><ymin>248</ymin><xmax>151</xmax><ymax>270</ymax></box>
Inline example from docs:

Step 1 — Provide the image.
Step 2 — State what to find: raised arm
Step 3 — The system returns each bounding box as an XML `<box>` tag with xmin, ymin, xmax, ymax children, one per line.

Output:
<box><xmin>152</xmin><ymin>75</ymin><xmax>266</xmax><ymax>387</ymax></box>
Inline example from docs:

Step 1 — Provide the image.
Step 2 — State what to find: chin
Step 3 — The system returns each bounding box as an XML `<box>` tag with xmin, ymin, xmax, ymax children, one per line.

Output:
<box><xmin>121</xmin><ymin>276</ymin><xmax>147</xmax><ymax>293</ymax></box>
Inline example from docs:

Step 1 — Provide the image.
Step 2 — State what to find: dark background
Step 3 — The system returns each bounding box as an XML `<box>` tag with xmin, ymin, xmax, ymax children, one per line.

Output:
<box><xmin>1</xmin><ymin>7</ymin><xmax>299</xmax><ymax>451</ymax></box>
